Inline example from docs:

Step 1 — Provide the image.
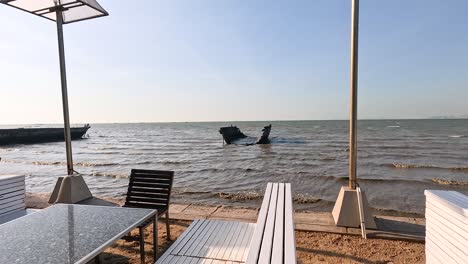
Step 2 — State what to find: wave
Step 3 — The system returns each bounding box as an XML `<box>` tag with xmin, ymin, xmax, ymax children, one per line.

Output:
<box><xmin>386</xmin><ymin>125</ymin><xmax>400</xmax><ymax>128</ymax></box>
<box><xmin>448</xmin><ymin>135</ymin><xmax>464</xmax><ymax>138</ymax></box>
<box><xmin>432</xmin><ymin>178</ymin><xmax>468</xmax><ymax>186</ymax></box>
<box><xmin>90</xmin><ymin>172</ymin><xmax>128</xmax><ymax>179</ymax></box>
<box><xmin>173</xmin><ymin>188</ymin><xmax>324</xmax><ymax>204</ymax></box>
<box><xmin>391</xmin><ymin>163</ymin><xmax>468</xmax><ymax>171</ymax></box>
<box><xmin>28</xmin><ymin>161</ymin><xmax>119</xmax><ymax>167</ymax></box>
<box><xmin>33</xmin><ymin>161</ymin><xmax>64</xmax><ymax>166</ymax></box>
<box><xmin>75</xmin><ymin>162</ymin><xmax>118</xmax><ymax>167</ymax></box>
<box><xmin>180</xmin><ymin>167</ymin><xmax>260</xmax><ymax>174</ymax></box>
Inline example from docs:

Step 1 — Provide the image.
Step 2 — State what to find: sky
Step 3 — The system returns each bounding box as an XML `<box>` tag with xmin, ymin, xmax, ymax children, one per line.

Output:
<box><xmin>0</xmin><ymin>0</ymin><xmax>467</xmax><ymax>124</ymax></box>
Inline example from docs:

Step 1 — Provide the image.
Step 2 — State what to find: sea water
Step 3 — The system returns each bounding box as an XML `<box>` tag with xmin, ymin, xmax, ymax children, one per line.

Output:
<box><xmin>1</xmin><ymin>119</ymin><xmax>467</xmax><ymax>216</ymax></box>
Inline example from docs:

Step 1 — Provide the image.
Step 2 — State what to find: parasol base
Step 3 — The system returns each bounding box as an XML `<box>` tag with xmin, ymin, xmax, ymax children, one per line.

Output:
<box><xmin>48</xmin><ymin>175</ymin><xmax>93</xmax><ymax>204</ymax></box>
<box><xmin>332</xmin><ymin>186</ymin><xmax>376</xmax><ymax>229</ymax></box>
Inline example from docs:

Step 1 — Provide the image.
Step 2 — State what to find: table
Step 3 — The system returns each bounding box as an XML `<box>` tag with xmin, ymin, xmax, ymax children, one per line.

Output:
<box><xmin>0</xmin><ymin>204</ymin><xmax>157</xmax><ymax>264</ymax></box>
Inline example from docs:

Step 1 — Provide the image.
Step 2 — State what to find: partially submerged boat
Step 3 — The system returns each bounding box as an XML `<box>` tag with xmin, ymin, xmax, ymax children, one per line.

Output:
<box><xmin>219</xmin><ymin>124</ymin><xmax>272</xmax><ymax>145</ymax></box>
<box><xmin>256</xmin><ymin>124</ymin><xmax>272</xmax><ymax>144</ymax></box>
<box><xmin>219</xmin><ymin>125</ymin><xmax>247</xmax><ymax>144</ymax></box>
<box><xmin>0</xmin><ymin>124</ymin><xmax>90</xmax><ymax>145</ymax></box>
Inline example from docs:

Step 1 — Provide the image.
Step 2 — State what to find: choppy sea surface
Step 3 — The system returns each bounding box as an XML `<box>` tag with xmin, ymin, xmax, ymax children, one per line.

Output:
<box><xmin>1</xmin><ymin>120</ymin><xmax>467</xmax><ymax>216</ymax></box>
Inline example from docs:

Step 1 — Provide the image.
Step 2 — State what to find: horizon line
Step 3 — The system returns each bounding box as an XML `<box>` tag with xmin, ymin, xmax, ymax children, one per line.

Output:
<box><xmin>1</xmin><ymin>117</ymin><xmax>467</xmax><ymax>126</ymax></box>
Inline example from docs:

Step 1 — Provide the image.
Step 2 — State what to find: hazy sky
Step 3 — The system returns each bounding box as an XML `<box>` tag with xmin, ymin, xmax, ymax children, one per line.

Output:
<box><xmin>1</xmin><ymin>0</ymin><xmax>467</xmax><ymax>124</ymax></box>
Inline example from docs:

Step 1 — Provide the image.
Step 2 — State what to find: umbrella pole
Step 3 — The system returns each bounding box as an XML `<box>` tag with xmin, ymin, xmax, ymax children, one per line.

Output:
<box><xmin>331</xmin><ymin>0</ymin><xmax>375</xmax><ymax>228</ymax></box>
<box><xmin>56</xmin><ymin>8</ymin><xmax>74</xmax><ymax>176</ymax></box>
<box><xmin>349</xmin><ymin>0</ymin><xmax>359</xmax><ymax>190</ymax></box>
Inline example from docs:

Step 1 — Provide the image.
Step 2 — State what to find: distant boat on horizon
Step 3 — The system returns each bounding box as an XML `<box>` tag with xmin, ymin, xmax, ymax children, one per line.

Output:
<box><xmin>0</xmin><ymin>124</ymin><xmax>90</xmax><ymax>145</ymax></box>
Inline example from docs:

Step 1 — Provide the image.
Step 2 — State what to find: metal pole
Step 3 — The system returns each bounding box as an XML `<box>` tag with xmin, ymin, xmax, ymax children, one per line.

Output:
<box><xmin>349</xmin><ymin>0</ymin><xmax>359</xmax><ymax>190</ymax></box>
<box><xmin>56</xmin><ymin>9</ymin><xmax>74</xmax><ymax>175</ymax></box>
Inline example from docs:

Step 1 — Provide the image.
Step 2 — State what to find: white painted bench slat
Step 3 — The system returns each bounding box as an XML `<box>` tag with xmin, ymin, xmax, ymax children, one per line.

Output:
<box><xmin>0</xmin><ymin>176</ymin><xmax>24</xmax><ymax>186</ymax></box>
<box><xmin>246</xmin><ymin>182</ymin><xmax>296</xmax><ymax>264</ymax></box>
<box><xmin>258</xmin><ymin>183</ymin><xmax>279</xmax><ymax>263</ymax></box>
<box><xmin>426</xmin><ymin>225</ymin><xmax>466</xmax><ymax>263</ymax></box>
<box><xmin>425</xmin><ymin>190</ymin><xmax>468</xmax><ymax>264</ymax></box>
<box><xmin>0</xmin><ymin>185</ymin><xmax>24</xmax><ymax>197</ymax></box>
<box><xmin>271</xmin><ymin>183</ymin><xmax>285</xmax><ymax>264</ymax></box>
<box><xmin>284</xmin><ymin>183</ymin><xmax>296</xmax><ymax>263</ymax></box>
<box><xmin>426</xmin><ymin>237</ymin><xmax>458</xmax><ymax>264</ymax></box>
<box><xmin>245</xmin><ymin>183</ymin><xmax>273</xmax><ymax>263</ymax></box>
<box><xmin>426</xmin><ymin>209</ymin><xmax>467</xmax><ymax>246</ymax></box>
<box><xmin>426</xmin><ymin>199</ymin><xmax>467</xmax><ymax>227</ymax></box>
<box><xmin>0</xmin><ymin>191</ymin><xmax>25</xmax><ymax>203</ymax></box>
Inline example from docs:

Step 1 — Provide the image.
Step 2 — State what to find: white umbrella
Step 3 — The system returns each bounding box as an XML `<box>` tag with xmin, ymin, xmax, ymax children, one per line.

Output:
<box><xmin>1</xmin><ymin>0</ymin><xmax>108</xmax><ymax>203</ymax></box>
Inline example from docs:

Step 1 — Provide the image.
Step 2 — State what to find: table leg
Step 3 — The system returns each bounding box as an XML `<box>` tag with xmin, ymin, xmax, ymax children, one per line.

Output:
<box><xmin>153</xmin><ymin>215</ymin><xmax>158</xmax><ymax>261</ymax></box>
<box><xmin>139</xmin><ymin>226</ymin><xmax>145</xmax><ymax>264</ymax></box>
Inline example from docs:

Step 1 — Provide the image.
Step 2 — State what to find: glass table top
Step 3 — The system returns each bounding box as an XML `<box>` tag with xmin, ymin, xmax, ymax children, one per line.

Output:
<box><xmin>0</xmin><ymin>204</ymin><xmax>156</xmax><ymax>264</ymax></box>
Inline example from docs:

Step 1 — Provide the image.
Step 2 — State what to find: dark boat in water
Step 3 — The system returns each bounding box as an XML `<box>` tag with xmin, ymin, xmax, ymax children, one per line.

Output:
<box><xmin>219</xmin><ymin>124</ymin><xmax>272</xmax><ymax>145</ymax></box>
<box><xmin>219</xmin><ymin>125</ymin><xmax>247</xmax><ymax>144</ymax></box>
<box><xmin>0</xmin><ymin>124</ymin><xmax>90</xmax><ymax>145</ymax></box>
<box><xmin>256</xmin><ymin>124</ymin><xmax>272</xmax><ymax>144</ymax></box>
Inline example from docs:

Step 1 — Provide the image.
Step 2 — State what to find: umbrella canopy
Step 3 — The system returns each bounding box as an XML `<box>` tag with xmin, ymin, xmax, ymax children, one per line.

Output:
<box><xmin>0</xmin><ymin>0</ymin><xmax>108</xmax><ymax>24</ymax></box>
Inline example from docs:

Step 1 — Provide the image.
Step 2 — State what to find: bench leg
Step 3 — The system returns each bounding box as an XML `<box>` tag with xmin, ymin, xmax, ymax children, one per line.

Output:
<box><xmin>139</xmin><ymin>226</ymin><xmax>145</xmax><ymax>264</ymax></box>
<box><xmin>165</xmin><ymin>211</ymin><xmax>171</xmax><ymax>241</ymax></box>
<box><xmin>153</xmin><ymin>215</ymin><xmax>158</xmax><ymax>261</ymax></box>
<box><xmin>94</xmin><ymin>255</ymin><xmax>101</xmax><ymax>264</ymax></box>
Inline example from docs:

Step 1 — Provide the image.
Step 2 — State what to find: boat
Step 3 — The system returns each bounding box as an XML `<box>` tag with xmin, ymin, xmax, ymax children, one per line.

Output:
<box><xmin>219</xmin><ymin>125</ymin><xmax>247</xmax><ymax>144</ymax></box>
<box><xmin>256</xmin><ymin>124</ymin><xmax>272</xmax><ymax>144</ymax></box>
<box><xmin>219</xmin><ymin>124</ymin><xmax>272</xmax><ymax>145</ymax></box>
<box><xmin>0</xmin><ymin>124</ymin><xmax>90</xmax><ymax>145</ymax></box>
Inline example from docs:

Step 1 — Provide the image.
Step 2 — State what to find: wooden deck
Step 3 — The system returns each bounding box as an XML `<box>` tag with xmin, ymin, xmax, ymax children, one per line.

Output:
<box><xmin>156</xmin><ymin>219</ymin><xmax>256</xmax><ymax>263</ymax></box>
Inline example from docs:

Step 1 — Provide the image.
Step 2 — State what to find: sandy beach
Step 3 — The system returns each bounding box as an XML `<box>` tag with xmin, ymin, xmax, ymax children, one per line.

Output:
<box><xmin>97</xmin><ymin>221</ymin><xmax>425</xmax><ymax>264</ymax></box>
<box><xmin>26</xmin><ymin>193</ymin><xmax>425</xmax><ymax>264</ymax></box>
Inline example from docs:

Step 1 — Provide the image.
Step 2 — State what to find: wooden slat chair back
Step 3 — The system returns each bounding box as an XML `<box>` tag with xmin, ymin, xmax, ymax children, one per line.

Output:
<box><xmin>123</xmin><ymin>169</ymin><xmax>174</xmax><ymax>263</ymax></box>
<box><xmin>246</xmin><ymin>182</ymin><xmax>296</xmax><ymax>264</ymax></box>
<box><xmin>0</xmin><ymin>175</ymin><xmax>26</xmax><ymax>223</ymax></box>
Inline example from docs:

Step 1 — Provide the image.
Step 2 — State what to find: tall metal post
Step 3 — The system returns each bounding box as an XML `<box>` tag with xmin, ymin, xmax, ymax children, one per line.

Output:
<box><xmin>56</xmin><ymin>8</ymin><xmax>74</xmax><ymax>175</ymax></box>
<box><xmin>348</xmin><ymin>0</ymin><xmax>359</xmax><ymax>190</ymax></box>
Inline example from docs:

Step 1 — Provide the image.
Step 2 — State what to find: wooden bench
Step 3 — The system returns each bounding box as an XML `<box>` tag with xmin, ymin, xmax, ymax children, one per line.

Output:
<box><xmin>156</xmin><ymin>182</ymin><xmax>296</xmax><ymax>263</ymax></box>
<box><xmin>0</xmin><ymin>175</ymin><xmax>37</xmax><ymax>225</ymax></box>
<box><xmin>425</xmin><ymin>190</ymin><xmax>467</xmax><ymax>264</ymax></box>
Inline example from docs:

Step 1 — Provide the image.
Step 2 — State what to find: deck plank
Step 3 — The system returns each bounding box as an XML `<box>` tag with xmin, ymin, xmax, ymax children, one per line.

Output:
<box><xmin>191</xmin><ymin>220</ymin><xmax>223</xmax><ymax>258</ymax></box>
<box><xmin>209</xmin><ymin>221</ymin><xmax>237</xmax><ymax>259</ymax></box>
<box><xmin>156</xmin><ymin>220</ymin><xmax>203</xmax><ymax>263</ymax></box>
<box><xmin>240</xmin><ymin>224</ymin><xmax>256</xmax><ymax>262</ymax></box>
<box><xmin>228</xmin><ymin>222</ymin><xmax>251</xmax><ymax>262</ymax></box>
<box><xmin>177</xmin><ymin>221</ymin><xmax>210</xmax><ymax>256</ymax></box>
<box><xmin>214</xmin><ymin>221</ymin><xmax>241</xmax><ymax>260</ymax></box>
<box><xmin>205</xmin><ymin>221</ymin><xmax>231</xmax><ymax>259</ymax></box>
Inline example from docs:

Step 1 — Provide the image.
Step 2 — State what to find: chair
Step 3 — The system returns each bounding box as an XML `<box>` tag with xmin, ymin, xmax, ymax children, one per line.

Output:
<box><xmin>123</xmin><ymin>169</ymin><xmax>174</xmax><ymax>262</ymax></box>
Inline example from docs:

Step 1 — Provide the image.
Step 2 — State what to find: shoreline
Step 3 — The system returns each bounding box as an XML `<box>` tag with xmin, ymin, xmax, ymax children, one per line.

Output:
<box><xmin>27</xmin><ymin>192</ymin><xmax>425</xmax><ymax>242</ymax></box>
